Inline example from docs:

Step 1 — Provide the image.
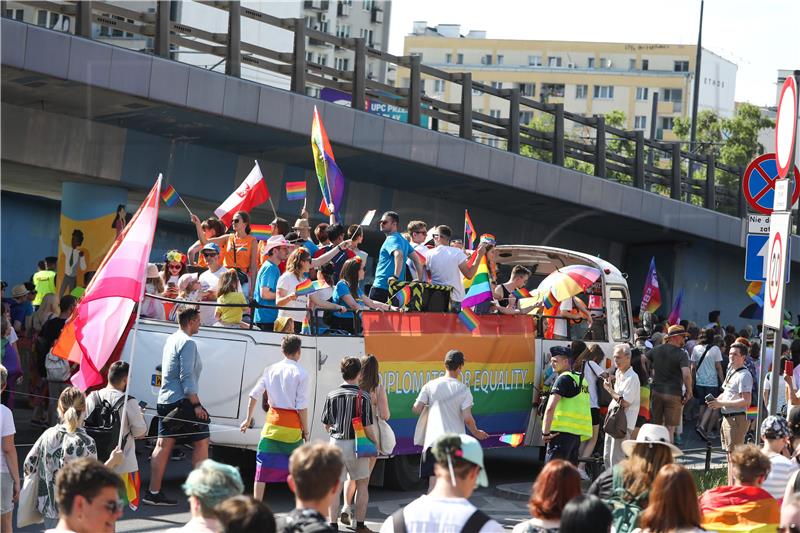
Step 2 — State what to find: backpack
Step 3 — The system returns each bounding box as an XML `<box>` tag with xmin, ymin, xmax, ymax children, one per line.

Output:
<box><xmin>604</xmin><ymin>465</ymin><xmax>648</xmax><ymax>533</ymax></box>
<box><xmin>84</xmin><ymin>391</ymin><xmax>130</xmax><ymax>462</ymax></box>
<box><xmin>277</xmin><ymin>509</ymin><xmax>337</xmax><ymax>533</ymax></box>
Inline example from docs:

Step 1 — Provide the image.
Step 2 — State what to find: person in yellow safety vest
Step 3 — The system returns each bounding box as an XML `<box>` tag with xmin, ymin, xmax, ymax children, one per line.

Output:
<box><xmin>541</xmin><ymin>345</ymin><xmax>592</xmax><ymax>466</ymax></box>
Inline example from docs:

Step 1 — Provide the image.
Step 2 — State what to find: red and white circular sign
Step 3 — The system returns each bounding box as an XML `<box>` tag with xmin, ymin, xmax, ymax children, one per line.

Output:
<box><xmin>775</xmin><ymin>75</ymin><xmax>798</xmax><ymax>180</ymax></box>
<box><xmin>768</xmin><ymin>232</ymin><xmax>784</xmax><ymax>308</ymax></box>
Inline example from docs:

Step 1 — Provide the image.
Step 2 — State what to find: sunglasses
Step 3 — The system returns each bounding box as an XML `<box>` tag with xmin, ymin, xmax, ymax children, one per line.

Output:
<box><xmin>232</xmin><ymin>218</ymin><xmax>242</xmax><ymax>224</ymax></box>
<box><xmin>202</xmin><ymin>252</ymin><xmax>218</xmax><ymax>258</ymax></box>
<box><xmin>168</xmin><ymin>264</ymin><xmax>183</xmax><ymax>271</ymax></box>
<box><xmin>93</xmin><ymin>498</ymin><xmax>125</xmax><ymax>514</ymax></box>
<box><xmin>779</xmin><ymin>526</ymin><xmax>800</xmax><ymax>533</ymax></box>
<box><xmin>379</xmin><ymin>220</ymin><xmax>390</xmax><ymax>225</ymax></box>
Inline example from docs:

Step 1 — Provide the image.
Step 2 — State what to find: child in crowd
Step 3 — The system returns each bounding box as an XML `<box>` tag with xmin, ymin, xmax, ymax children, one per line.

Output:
<box><xmin>216</xmin><ymin>270</ymin><xmax>249</xmax><ymax>328</ymax></box>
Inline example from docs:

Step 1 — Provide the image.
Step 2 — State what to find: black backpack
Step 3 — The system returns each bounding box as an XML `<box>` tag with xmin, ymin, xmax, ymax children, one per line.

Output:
<box><xmin>84</xmin><ymin>391</ymin><xmax>130</xmax><ymax>462</ymax></box>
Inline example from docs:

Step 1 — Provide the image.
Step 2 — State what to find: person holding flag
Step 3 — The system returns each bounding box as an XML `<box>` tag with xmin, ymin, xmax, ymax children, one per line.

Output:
<box><xmin>427</xmin><ymin>225</ymin><xmax>488</xmax><ymax>313</ymax></box>
<box><xmin>191</xmin><ymin>211</ymin><xmax>257</xmax><ymax>298</ymax></box>
<box><xmin>369</xmin><ymin>211</ymin><xmax>423</xmax><ymax>304</ymax></box>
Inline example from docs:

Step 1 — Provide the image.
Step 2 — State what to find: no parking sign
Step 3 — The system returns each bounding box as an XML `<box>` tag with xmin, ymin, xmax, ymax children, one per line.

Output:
<box><xmin>741</xmin><ymin>153</ymin><xmax>799</xmax><ymax>214</ymax></box>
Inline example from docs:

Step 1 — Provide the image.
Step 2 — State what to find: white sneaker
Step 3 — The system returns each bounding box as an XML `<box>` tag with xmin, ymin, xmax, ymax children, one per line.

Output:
<box><xmin>578</xmin><ymin>468</ymin><xmax>590</xmax><ymax>481</ymax></box>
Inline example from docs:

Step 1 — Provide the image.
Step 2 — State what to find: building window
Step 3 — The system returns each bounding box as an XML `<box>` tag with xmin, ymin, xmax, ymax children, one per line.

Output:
<box><xmin>490</xmin><ymin>81</ymin><xmax>502</xmax><ymax>89</ymax></box>
<box><xmin>593</xmin><ymin>85</ymin><xmax>615</xmax><ymax>99</ymax></box>
<box><xmin>599</xmin><ymin>57</ymin><xmax>611</xmax><ymax>69</ymax></box>
<box><xmin>587</xmin><ymin>57</ymin><xmax>595</xmax><ymax>68</ymax></box>
<box><xmin>363</xmin><ymin>0</ymin><xmax>374</xmax><ymax>10</ymax></box>
<box><xmin>335</xmin><ymin>24</ymin><xmax>350</xmax><ymax>38</ymax></box>
<box><xmin>5</xmin><ymin>9</ymin><xmax>24</xmax><ymax>20</ymax></box>
<box><xmin>548</xmin><ymin>56</ymin><xmax>562</xmax><ymax>67</ymax></box>
<box><xmin>318</xmin><ymin>55</ymin><xmax>328</xmax><ymax>66</ymax></box>
<box><xmin>663</xmin><ymin>88</ymin><xmax>682</xmax><ymax>102</ymax></box>
<box><xmin>517</xmin><ymin>82</ymin><xmax>535</xmax><ymax>97</ymax></box>
<box><xmin>457</xmin><ymin>53</ymin><xmax>464</xmax><ymax>64</ymax></box>
<box><xmin>528</xmin><ymin>55</ymin><xmax>541</xmax><ymax>66</ymax></box>
<box><xmin>433</xmin><ymin>79</ymin><xmax>445</xmax><ymax>93</ymax></box>
<box><xmin>305</xmin><ymin>16</ymin><xmax>315</xmax><ymax>28</ymax></box>
<box><xmin>629</xmin><ymin>58</ymin><xmax>636</xmax><ymax>70</ymax></box>
<box><xmin>306</xmin><ymin>51</ymin><xmax>315</xmax><ymax>62</ymax></box>
<box><xmin>497</xmin><ymin>54</ymin><xmax>504</xmax><ymax>65</ymax></box>
<box><xmin>542</xmin><ymin>83</ymin><xmax>565</xmax><ymax>97</ymax></box>
<box><xmin>674</xmin><ymin>60</ymin><xmax>689</xmax><ymax>72</ymax></box>
<box><xmin>660</xmin><ymin>117</ymin><xmax>674</xmax><ymax>130</ymax></box>
<box><xmin>472</xmin><ymin>86</ymin><xmax>482</xmax><ymax>96</ymax></box>
<box><xmin>575</xmin><ymin>84</ymin><xmax>588</xmax><ymax>99</ymax></box>
<box><xmin>360</xmin><ymin>28</ymin><xmax>374</xmax><ymax>46</ymax></box>
<box><xmin>519</xmin><ymin>111</ymin><xmax>533</xmax><ymax>125</ymax></box>
<box><xmin>481</xmin><ymin>54</ymin><xmax>492</xmax><ymax>65</ymax></box>
<box><xmin>335</xmin><ymin>57</ymin><xmax>349</xmax><ymax>70</ymax></box>
<box><xmin>635</xmin><ymin>87</ymin><xmax>649</xmax><ymax>101</ymax></box>
<box><xmin>305</xmin><ymin>87</ymin><xmax>320</xmax><ymax>98</ymax></box>
<box><xmin>487</xmin><ymin>138</ymin><xmax>500</xmax><ymax>148</ymax></box>
<box><xmin>634</xmin><ymin>116</ymin><xmax>647</xmax><ymax>130</ymax></box>
<box><xmin>445</xmin><ymin>53</ymin><xmax>452</xmax><ymax>64</ymax></box>
<box><xmin>489</xmin><ymin>109</ymin><xmax>501</xmax><ymax>118</ymax></box>
<box><xmin>642</xmin><ymin>59</ymin><xmax>649</xmax><ymax>71</ymax></box>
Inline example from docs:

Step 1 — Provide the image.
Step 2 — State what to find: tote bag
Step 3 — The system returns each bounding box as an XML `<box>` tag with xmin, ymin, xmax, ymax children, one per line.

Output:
<box><xmin>17</xmin><ymin>473</ymin><xmax>43</xmax><ymax>528</ymax></box>
<box><xmin>353</xmin><ymin>390</ymin><xmax>377</xmax><ymax>458</ymax></box>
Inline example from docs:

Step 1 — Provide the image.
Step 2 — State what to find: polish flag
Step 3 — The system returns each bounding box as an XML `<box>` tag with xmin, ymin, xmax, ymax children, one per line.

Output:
<box><xmin>215</xmin><ymin>162</ymin><xmax>270</xmax><ymax>227</ymax></box>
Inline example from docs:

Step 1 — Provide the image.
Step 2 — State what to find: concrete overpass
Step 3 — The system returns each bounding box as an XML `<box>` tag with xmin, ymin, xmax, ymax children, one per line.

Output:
<box><xmin>2</xmin><ymin>18</ymin><xmax>798</xmax><ymax>322</ymax></box>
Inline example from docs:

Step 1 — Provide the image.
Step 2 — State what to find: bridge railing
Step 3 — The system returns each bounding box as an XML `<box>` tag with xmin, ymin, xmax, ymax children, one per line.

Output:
<box><xmin>9</xmin><ymin>0</ymin><xmax>750</xmax><ymax>220</ymax></box>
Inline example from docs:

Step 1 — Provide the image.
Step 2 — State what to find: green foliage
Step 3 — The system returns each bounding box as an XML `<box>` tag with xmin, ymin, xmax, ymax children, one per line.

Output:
<box><xmin>691</xmin><ymin>467</ymin><xmax>727</xmax><ymax>494</ymax></box>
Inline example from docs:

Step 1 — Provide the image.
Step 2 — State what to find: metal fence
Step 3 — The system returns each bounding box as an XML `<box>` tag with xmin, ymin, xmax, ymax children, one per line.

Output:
<box><xmin>9</xmin><ymin>0</ymin><xmax>750</xmax><ymax>218</ymax></box>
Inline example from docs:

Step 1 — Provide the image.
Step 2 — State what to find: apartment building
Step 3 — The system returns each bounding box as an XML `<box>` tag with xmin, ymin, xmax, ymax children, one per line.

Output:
<box><xmin>401</xmin><ymin>23</ymin><xmax>737</xmax><ymax>143</ymax></box>
<box><xmin>4</xmin><ymin>1</ymin><xmax>391</xmax><ymax>93</ymax></box>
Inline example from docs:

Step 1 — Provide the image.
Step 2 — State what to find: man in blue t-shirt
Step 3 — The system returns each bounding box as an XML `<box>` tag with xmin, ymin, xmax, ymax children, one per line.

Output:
<box><xmin>369</xmin><ymin>211</ymin><xmax>423</xmax><ymax>304</ymax></box>
<box><xmin>254</xmin><ymin>236</ymin><xmax>290</xmax><ymax>330</ymax></box>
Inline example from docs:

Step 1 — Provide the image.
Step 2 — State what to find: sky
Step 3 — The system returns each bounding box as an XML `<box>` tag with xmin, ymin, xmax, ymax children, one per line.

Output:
<box><xmin>387</xmin><ymin>0</ymin><xmax>799</xmax><ymax>107</ymax></box>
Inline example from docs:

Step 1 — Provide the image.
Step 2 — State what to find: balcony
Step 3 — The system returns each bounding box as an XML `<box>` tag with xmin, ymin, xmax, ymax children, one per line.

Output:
<box><xmin>304</xmin><ymin>0</ymin><xmax>329</xmax><ymax>10</ymax></box>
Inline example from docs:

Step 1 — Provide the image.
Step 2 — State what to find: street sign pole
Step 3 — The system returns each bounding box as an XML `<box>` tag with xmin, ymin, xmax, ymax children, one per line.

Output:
<box><xmin>766</xmin><ymin>327</ymin><xmax>779</xmax><ymax>416</ymax></box>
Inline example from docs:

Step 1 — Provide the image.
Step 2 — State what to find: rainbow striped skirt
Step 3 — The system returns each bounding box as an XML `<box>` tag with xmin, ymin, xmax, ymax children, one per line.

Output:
<box><xmin>256</xmin><ymin>407</ymin><xmax>303</xmax><ymax>483</ymax></box>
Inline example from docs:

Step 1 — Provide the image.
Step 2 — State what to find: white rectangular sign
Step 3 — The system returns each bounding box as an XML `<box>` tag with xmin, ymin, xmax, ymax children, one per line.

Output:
<box><xmin>763</xmin><ymin>211</ymin><xmax>792</xmax><ymax>329</ymax></box>
<box><xmin>748</xmin><ymin>214</ymin><xmax>771</xmax><ymax>235</ymax></box>
<box><xmin>774</xmin><ymin>178</ymin><xmax>791</xmax><ymax>212</ymax></box>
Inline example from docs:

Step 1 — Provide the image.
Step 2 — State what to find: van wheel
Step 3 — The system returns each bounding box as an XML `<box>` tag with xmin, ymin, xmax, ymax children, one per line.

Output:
<box><xmin>211</xmin><ymin>446</ymin><xmax>256</xmax><ymax>482</ymax></box>
<box><xmin>383</xmin><ymin>455</ymin><xmax>423</xmax><ymax>491</ymax></box>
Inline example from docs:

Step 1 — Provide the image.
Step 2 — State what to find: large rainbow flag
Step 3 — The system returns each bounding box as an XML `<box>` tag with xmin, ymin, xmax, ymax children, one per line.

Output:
<box><xmin>311</xmin><ymin>106</ymin><xmax>345</xmax><ymax>217</ymax></box>
<box><xmin>362</xmin><ymin>312</ymin><xmax>535</xmax><ymax>455</ymax></box>
<box><xmin>640</xmin><ymin>256</ymin><xmax>662</xmax><ymax>315</ymax></box>
<box><xmin>462</xmin><ymin>255</ymin><xmax>492</xmax><ymax>308</ymax></box>
<box><xmin>699</xmin><ymin>485</ymin><xmax>779</xmax><ymax>532</ymax></box>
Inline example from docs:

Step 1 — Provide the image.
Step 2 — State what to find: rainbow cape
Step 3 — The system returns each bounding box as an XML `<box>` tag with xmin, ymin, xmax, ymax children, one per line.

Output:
<box><xmin>458</xmin><ymin>307</ymin><xmax>479</xmax><ymax>332</ymax></box>
<box><xmin>699</xmin><ymin>485</ymin><xmax>779</xmax><ymax>532</ymax></box>
<box><xmin>256</xmin><ymin>408</ymin><xmax>303</xmax><ymax>483</ymax></box>
<box><xmin>250</xmin><ymin>224</ymin><xmax>273</xmax><ymax>241</ymax></box>
<box><xmin>285</xmin><ymin>181</ymin><xmax>306</xmax><ymax>201</ymax></box>
<box><xmin>499</xmin><ymin>433</ymin><xmax>524</xmax><ymax>447</ymax></box>
<box><xmin>160</xmin><ymin>184</ymin><xmax>180</xmax><ymax>207</ymax></box>
<box><xmin>462</xmin><ymin>255</ymin><xmax>492</xmax><ymax>308</ymax></box>
<box><xmin>311</xmin><ymin>106</ymin><xmax>345</xmax><ymax>216</ymax></box>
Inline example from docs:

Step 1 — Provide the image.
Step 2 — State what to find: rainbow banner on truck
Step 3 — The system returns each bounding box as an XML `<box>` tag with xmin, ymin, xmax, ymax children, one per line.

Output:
<box><xmin>362</xmin><ymin>312</ymin><xmax>536</xmax><ymax>455</ymax></box>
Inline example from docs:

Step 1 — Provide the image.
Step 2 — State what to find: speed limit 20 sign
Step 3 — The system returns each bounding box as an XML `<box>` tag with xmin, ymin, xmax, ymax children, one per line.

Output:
<box><xmin>763</xmin><ymin>211</ymin><xmax>792</xmax><ymax>329</ymax></box>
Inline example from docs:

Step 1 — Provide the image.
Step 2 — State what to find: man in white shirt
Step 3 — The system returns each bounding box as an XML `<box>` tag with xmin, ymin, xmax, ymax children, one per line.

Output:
<box><xmin>602</xmin><ymin>344</ymin><xmax>640</xmax><ymax>468</ymax></box>
<box><xmin>379</xmin><ymin>434</ymin><xmax>502</xmax><ymax>533</ymax></box>
<box><xmin>412</xmin><ymin>350</ymin><xmax>488</xmax><ymax>492</ymax></box>
<box><xmin>196</xmin><ymin>243</ymin><xmax>231</xmax><ymax>326</ymax></box>
<box><xmin>426</xmin><ymin>225</ymin><xmax>487</xmax><ymax>312</ymax></box>
<box><xmin>406</xmin><ymin>220</ymin><xmax>430</xmax><ymax>282</ymax></box>
<box><xmin>85</xmin><ymin>361</ymin><xmax>148</xmax><ymax>510</ymax></box>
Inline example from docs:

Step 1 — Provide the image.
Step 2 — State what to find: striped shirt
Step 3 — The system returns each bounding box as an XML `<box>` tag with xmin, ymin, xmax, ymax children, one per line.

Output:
<box><xmin>321</xmin><ymin>384</ymin><xmax>373</xmax><ymax>440</ymax></box>
<box><xmin>763</xmin><ymin>452</ymin><xmax>799</xmax><ymax>500</ymax></box>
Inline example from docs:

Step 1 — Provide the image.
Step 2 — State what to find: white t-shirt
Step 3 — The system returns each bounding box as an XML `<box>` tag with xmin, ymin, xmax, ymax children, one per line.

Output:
<box><xmin>407</xmin><ymin>243</ymin><xmax>430</xmax><ymax>281</ymax></box>
<box><xmin>249</xmin><ymin>358</ymin><xmax>309</xmax><ymax>411</ymax></box>
<box><xmin>582</xmin><ymin>360</ymin><xmax>605</xmax><ymax>409</ymax></box>
<box><xmin>379</xmin><ymin>496</ymin><xmax>503</xmax><ymax>533</ymax></box>
<box><xmin>611</xmin><ymin>367</ymin><xmax>640</xmax><ymax>430</ymax></box>
<box><xmin>198</xmin><ymin>266</ymin><xmax>228</xmax><ymax>326</ymax></box>
<box><xmin>762</xmin><ymin>451</ymin><xmax>799</xmax><ymax>500</ymax></box>
<box><xmin>276</xmin><ymin>272</ymin><xmax>309</xmax><ymax>322</ymax></box>
<box><xmin>427</xmin><ymin>246</ymin><xmax>467</xmax><ymax>302</ymax></box>
<box><xmin>764</xmin><ymin>373</ymin><xmax>788</xmax><ymax>414</ymax></box>
<box><xmin>415</xmin><ymin>376</ymin><xmax>473</xmax><ymax>451</ymax></box>
<box><xmin>691</xmin><ymin>344</ymin><xmax>723</xmax><ymax>387</ymax></box>
<box><xmin>0</xmin><ymin>404</ymin><xmax>15</xmax><ymax>473</ymax></box>
<box><xmin>553</xmin><ymin>298</ymin><xmax>573</xmax><ymax>338</ymax></box>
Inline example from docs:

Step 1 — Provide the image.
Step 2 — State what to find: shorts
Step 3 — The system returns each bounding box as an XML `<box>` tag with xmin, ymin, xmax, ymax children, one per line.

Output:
<box><xmin>157</xmin><ymin>399</ymin><xmax>210</xmax><ymax>443</ymax></box>
<box><xmin>651</xmin><ymin>391</ymin><xmax>683</xmax><ymax>427</ymax></box>
<box><xmin>330</xmin><ymin>438</ymin><xmax>370</xmax><ymax>481</ymax></box>
<box><xmin>721</xmin><ymin>413</ymin><xmax>749</xmax><ymax>452</ymax></box>
<box><xmin>590</xmin><ymin>407</ymin><xmax>602</xmax><ymax>426</ymax></box>
<box><xmin>0</xmin><ymin>472</ymin><xmax>12</xmax><ymax>514</ymax></box>
<box><xmin>419</xmin><ymin>448</ymin><xmax>436</xmax><ymax>479</ymax></box>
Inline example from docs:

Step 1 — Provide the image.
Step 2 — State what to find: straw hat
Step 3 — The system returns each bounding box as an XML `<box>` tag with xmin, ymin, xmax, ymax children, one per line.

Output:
<box><xmin>621</xmin><ymin>424</ymin><xmax>682</xmax><ymax>457</ymax></box>
<box><xmin>293</xmin><ymin>218</ymin><xmax>311</xmax><ymax>230</ymax></box>
<box><xmin>146</xmin><ymin>263</ymin><xmax>159</xmax><ymax>278</ymax></box>
<box><xmin>11</xmin><ymin>284</ymin><xmax>28</xmax><ymax>299</ymax></box>
<box><xmin>665</xmin><ymin>325</ymin><xmax>690</xmax><ymax>338</ymax></box>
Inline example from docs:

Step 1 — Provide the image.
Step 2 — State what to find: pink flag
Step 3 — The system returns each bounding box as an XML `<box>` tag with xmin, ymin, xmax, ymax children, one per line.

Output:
<box><xmin>53</xmin><ymin>177</ymin><xmax>162</xmax><ymax>390</ymax></box>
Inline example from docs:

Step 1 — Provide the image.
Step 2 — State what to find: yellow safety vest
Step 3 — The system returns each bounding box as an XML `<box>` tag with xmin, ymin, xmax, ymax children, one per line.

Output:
<box><xmin>551</xmin><ymin>372</ymin><xmax>593</xmax><ymax>440</ymax></box>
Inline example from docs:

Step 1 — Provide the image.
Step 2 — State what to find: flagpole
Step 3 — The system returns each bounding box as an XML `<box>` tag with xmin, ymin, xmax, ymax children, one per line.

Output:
<box><xmin>178</xmin><ymin>196</ymin><xmax>193</xmax><ymax>218</ymax></box>
<box><xmin>463</xmin><ymin>209</ymin><xmax>467</xmax><ymax>248</ymax></box>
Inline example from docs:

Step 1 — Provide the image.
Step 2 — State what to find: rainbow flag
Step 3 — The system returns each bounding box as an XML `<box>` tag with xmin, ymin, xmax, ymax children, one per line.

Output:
<box><xmin>747</xmin><ymin>281</ymin><xmax>764</xmax><ymax>307</ymax></box>
<box><xmin>250</xmin><ymin>224</ymin><xmax>273</xmax><ymax>241</ymax></box>
<box><xmin>301</xmin><ymin>314</ymin><xmax>311</xmax><ymax>335</ymax></box>
<box><xmin>462</xmin><ymin>255</ymin><xmax>492</xmax><ymax>308</ymax></box>
<box><xmin>353</xmin><ymin>416</ymin><xmax>377</xmax><ymax>457</ymax></box>
<box><xmin>160</xmin><ymin>184</ymin><xmax>180</xmax><ymax>207</ymax></box>
<box><xmin>699</xmin><ymin>485</ymin><xmax>779</xmax><ymax>532</ymax></box>
<box><xmin>514</xmin><ymin>287</ymin><xmax>531</xmax><ymax>299</ymax></box>
<box><xmin>256</xmin><ymin>407</ymin><xmax>303</xmax><ymax>483</ymax></box>
<box><xmin>746</xmin><ymin>405</ymin><xmax>759</xmax><ymax>421</ymax></box>
<box><xmin>499</xmin><ymin>433</ymin><xmax>524</xmax><ymax>447</ymax></box>
<box><xmin>464</xmin><ymin>209</ymin><xmax>477</xmax><ymax>251</ymax></box>
<box><xmin>393</xmin><ymin>286</ymin><xmax>412</xmax><ymax>308</ymax></box>
<box><xmin>458</xmin><ymin>307</ymin><xmax>479</xmax><ymax>332</ymax></box>
<box><xmin>640</xmin><ymin>257</ymin><xmax>662</xmax><ymax>315</ymax></box>
<box><xmin>285</xmin><ymin>181</ymin><xmax>306</xmax><ymax>202</ymax></box>
<box><xmin>120</xmin><ymin>471</ymin><xmax>141</xmax><ymax>510</ymax></box>
<box><xmin>311</xmin><ymin>106</ymin><xmax>345</xmax><ymax>216</ymax></box>
<box><xmin>638</xmin><ymin>385</ymin><xmax>651</xmax><ymax>421</ymax></box>
<box><xmin>295</xmin><ymin>279</ymin><xmax>326</xmax><ymax>296</ymax></box>
<box><xmin>667</xmin><ymin>288</ymin><xmax>684</xmax><ymax>325</ymax></box>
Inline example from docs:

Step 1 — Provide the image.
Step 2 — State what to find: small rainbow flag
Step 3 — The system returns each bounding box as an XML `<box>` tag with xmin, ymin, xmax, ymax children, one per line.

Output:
<box><xmin>295</xmin><ymin>279</ymin><xmax>326</xmax><ymax>296</ymax></box>
<box><xmin>393</xmin><ymin>286</ymin><xmax>412</xmax><ymax>308</ymax></box>
<box><xmin>746</xmin><ymin>405</ymin><xmax>759</xmax><ymax>421</ymax></box>
<box><xmin>250</xmin><ymin>224</ymin><xmax>273</xmax><ymax>241</ymax></box>
<box><xmin>543</xmin><ymin>291</ymin><xmax>558</xmax><ymax>310</ymax></box>
<box><xmin>499</xmin><ymin>433</ymin><xmax>525</xmax><ymax>447</ymax></box>
<box><xmin>120</xmin><ymin>471</ymin><xmax>141</xmax><ymax>510</ymax></box>
<box><xmin>514</xmin><ymin>287</ymin><xmax>531</xmax><ymax>299</ymax></box>
<box><xmin>301</xmin><ymin>314</ymin><xmax>311</xmax><ymax>335</ymax></box>
<box><xmin>160</xmin><ymin>184</ymin><xmax>180</xmax><ymax>207</ymax></box>
<box><xmin>458</xmin><ymin>307</ymin><xmax>479</xmax><ymax>332</ymax></box>
<box><xmin>285</xmin><ymin>181</ymin><xmax>306</xmax><ymax>201</ymax></box>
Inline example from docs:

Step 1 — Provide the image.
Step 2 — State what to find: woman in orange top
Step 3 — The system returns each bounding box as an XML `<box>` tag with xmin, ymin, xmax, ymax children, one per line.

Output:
<box><xmin>191</xmin><ymin>211</ymin><xmax>257</xmax><ymax>297</ymax></box>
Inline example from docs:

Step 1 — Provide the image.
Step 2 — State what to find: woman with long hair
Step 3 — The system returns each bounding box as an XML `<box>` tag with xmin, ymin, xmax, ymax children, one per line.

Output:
<box><xmin>161</xmin><ymin>250</ymin><xmax>188</xmax><ymax>298</ymax></box>
<box><xmin>215</xmin><ymin>269</ymin><xmax>249</xmax><ymax>328</ymax></box>
<box><xmin>29</xmin><ymin>293</ymin><xmax>59</xmax><ymax>423</ymax></box>
<box><xmin>637</xmin><ymin>464</ymin><xmax>703</xmax><ymax>533</ymax></box>
<box><xmin>330</xmin><ymin>257</ymin><xmax>396</xmax><ymax>334</ymax></box>
<box><xmin>588</xmin><ymin>424</ymin><xmax>681</xmax><ymax>506</ymax></box>
<box><xmin>512</xmin><ymin>459</ymin><xmax>582</xmax><ymax>532</ymax></box>
<box><xmin>341</xmin><ymin>354</ymin><xmax>392</xmax><ymax>525</ymax></box>
<box><xmin>111</xmin><ymin>204</ymin><xmax>126</xmax><ymax>238</ymax></box>
<box><xmin>188</xmin><ymin>217</ymin><xmax>226</xmax><ymax>266</ymax></box>
<box><xmin>192</xmin><ymin>210</ymin><xmax>258</xmax><ymax>297</ymax></box>
<box><xmin>31</xmin><ymin>293</ymin><xmax>59</xmax><ymax>334</ymax></box>
<box><xmin>559</xmin><ymin>495</ymin><xmax>612</xmax><ymax>533</ymax></box>
<box><xmin>275</xmin><ymin>248</ymin><xmax>313</xmax><ymax>334</ymax></box>
<box><xmin>572</xmin><ymin>343</ymin><xmax>606</xmax><ymax>480</ymax></box>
